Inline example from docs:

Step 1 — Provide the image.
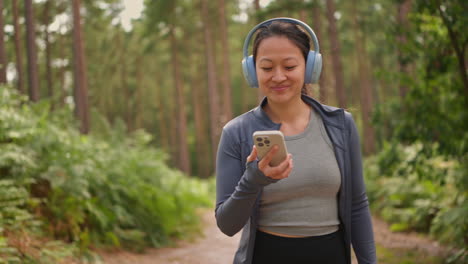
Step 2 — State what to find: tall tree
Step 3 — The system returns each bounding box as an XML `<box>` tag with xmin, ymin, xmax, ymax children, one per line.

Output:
<box><xmin>0</xmin><ymin>0</ymin><xmax>7</xmax><ymax>84</ymax></box>
<box><xmin>201</xmin><ymin>0</ymin><xmax>222</xmax><ymax>164</ymax></box>
<box><xmin>254</xmin><ymin>0</ymin><xmax>263</xmax><ymax>103</ymax></box>
<box><xmin>12</xmin><ymin>0</ymin><xmax>24</xmax><ymax>93</ymax></box>
<box><xmin>311</xmin><ymin>2</ymin><xmax>329</xmax><ymax>103</ymax></box>
<box><xmin>190</xmin><ymin>26</ymin><xmax>212</xmax><ymax>177</ymax></box>
<box><xmin>42</xmin><ymin>0</ymin><xmax>54</xmax><ymax>108</ymax></box>
<box><xmin>170</xmin><ymin>23</ymin><xmax>191</xmax><ymax>174</ymax></box>
<box><xmin>217</xmin><ymin>0</ymin><xmax>233</xmax><ymax>125</ymax></box>
<box><xmin>325</xmin><ymin>0</ymin><xmax>346</xmax><ymax>108</ymax></box>
<box><xmin>144</xmin><ymin>0</ymin><xmax>191</xmax><ymax>173</ymax></box>
<box><xmin>301</xmin><ymin>1</ymin><xmax>329</xmax><ymax>103</ymax></box>
<box><xmin>25</xmin><ymin>0</ymin><xmax>40</xmax><ymax>101</ymax></box>
<box><xmin>72</xmin><ymin>0</ymin><xmax>90</xmax><ymax>133</ymax></box>
<box><xmin>396</xmin><ymin>0</ymin><xmax>412</xmax><ymax>99</ymax></box>
<box><xmin>351</xmin><ymin>0</ymin><xmax>376</xmax><ymax>155</ymax></box>
<box><xmin>434</xmin><ymin>0</ymin><xmax>468</xmax><ymax>96</ymax></box>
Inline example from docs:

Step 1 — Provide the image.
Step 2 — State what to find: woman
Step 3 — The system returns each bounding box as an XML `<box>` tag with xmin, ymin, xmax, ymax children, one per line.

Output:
<box><xmin>215</xmin><ymin>18</ymin><xmax>376</xmax><ymax>264</ymax></box>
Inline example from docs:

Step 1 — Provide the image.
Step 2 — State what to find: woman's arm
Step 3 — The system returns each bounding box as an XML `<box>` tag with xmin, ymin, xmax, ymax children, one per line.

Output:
<box><xmin>215</xmin><ymin>128</ymin><xmax>277</xmax><ymax>236</ymax></box>
<box><xmin>347</xmin><ymin>113</ymin><xmax>377</xmax><ymax>264</ymax></box>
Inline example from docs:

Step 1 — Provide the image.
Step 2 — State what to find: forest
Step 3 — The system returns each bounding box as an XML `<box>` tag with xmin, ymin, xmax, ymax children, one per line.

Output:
<box><xmin>0</xmin><ymin>0</ymin><xmax>466</xmax><ymax>263</ymax></box>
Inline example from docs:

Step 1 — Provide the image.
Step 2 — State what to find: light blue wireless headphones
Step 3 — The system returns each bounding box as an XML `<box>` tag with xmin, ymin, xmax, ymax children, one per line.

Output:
<box><xmin>241</xmin><ymin>17</ymin><xmax>322</xmax><ymax>88</ymax></box>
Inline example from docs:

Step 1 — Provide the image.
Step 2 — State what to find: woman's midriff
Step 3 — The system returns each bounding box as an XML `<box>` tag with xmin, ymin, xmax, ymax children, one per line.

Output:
<box><xmin>257</xmin><ymin>228</ymin><xmax>308</xmax><ymax>238</ymax></box>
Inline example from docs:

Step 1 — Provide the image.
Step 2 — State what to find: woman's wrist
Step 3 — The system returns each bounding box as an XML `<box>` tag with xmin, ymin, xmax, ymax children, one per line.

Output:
<box><xmin>245</xmin><ymin>160</ymin><xmax>279</xmax><ymax>186</ymax></box>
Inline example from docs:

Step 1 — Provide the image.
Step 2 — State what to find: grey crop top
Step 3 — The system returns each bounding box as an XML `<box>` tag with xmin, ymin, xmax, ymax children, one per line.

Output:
<box><xmin>257</xmin><ymin>109</ymin><xmax>341</xmax><ymax>236</ymax></box>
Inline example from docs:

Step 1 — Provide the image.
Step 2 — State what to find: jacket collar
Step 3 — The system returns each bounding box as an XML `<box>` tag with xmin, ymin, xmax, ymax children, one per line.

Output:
<box><xmin>252</xmin><ymin>95</ymin><xmax>345</xmax><ymax>130</ymax></box>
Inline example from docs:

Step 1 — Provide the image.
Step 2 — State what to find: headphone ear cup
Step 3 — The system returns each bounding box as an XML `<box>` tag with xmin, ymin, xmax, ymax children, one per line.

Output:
<box><xmin>305</xmin><ymin>51</ymin><xmax>322</xmax><ymax>84</ymax></box>
<box><xmin>311</xmin><ymin>53</ymin><xmax>322</xmax><ymax>84</ymax></box>
<box><xmin>242</xmin><ymin>55</ymin><xmax>258</xmax><ymax>88</ymax></box>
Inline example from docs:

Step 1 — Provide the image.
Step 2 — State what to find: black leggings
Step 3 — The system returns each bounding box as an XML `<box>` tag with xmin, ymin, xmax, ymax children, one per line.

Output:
<box><xmin>252</xmin><ymin>229</ymin><xmax>347</xmax><ymax>264</ymax></box>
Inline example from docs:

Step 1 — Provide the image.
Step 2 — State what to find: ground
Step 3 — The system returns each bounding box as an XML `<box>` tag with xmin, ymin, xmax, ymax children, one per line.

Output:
<box><xmin>99</xmin><ymin>209</ymin><xmax>452</xmax><ymax>264</ymax></box>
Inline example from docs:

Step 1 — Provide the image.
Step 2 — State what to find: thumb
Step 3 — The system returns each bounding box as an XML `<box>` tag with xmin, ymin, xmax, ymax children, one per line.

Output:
<box><xmin>246</xmin><ymin>145</ymin><xmax>258</xmax><ymax>163</ymax></box>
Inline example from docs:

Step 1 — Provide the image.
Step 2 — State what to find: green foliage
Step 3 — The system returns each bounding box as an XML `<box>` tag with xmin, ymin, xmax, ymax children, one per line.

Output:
<box><xmin>374</xmin><ymin>0</ymin><xmax>468</xmax><ymax>157</ymax></box>
<box><xmin>365</xmin><ymin>143</ymin><xmax>467</xmax><ymax>263</ymax></box>
<box><xmin>0</xmin><ymin>85</ymin><xmax>214</xmax><ymax>262</ymax></box>
<box><xmin>375</xmin><ymin>243</ymin><xmax>445</xmax><ymax>264</ymax></box>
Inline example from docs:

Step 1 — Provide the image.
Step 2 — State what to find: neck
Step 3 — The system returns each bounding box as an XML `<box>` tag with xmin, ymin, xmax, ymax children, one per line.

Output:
<box><xmin>263</xmin><ymin>95</ymin><xmax>309</xmax><ymax>124</ymax></box>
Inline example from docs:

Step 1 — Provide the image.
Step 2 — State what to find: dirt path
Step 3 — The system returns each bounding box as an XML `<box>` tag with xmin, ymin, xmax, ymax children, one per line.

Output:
<box><xmin>99</xmin><ymin>209</ymin><xmax>240</xmax><ymax>264</ymax></box>
<box><xmin>99</xmin><ymin>209</ymin><xmax>451</xmax><ymax>264</ymax></box>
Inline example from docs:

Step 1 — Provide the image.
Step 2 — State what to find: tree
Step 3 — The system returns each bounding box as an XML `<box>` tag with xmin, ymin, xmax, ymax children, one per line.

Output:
<box><xmin>310</xmin><ymin>1</ymin><xmax>329</xmax><ymax>103</ymax></box>
<box><xmin>433</xmin><ymin>0</ymin><xmax>468</xmax><ymax>96</ymax></box>
<box><xmin>0</xmin><ymin>0</ymin><xmax>7</xmax><ymax>84</ymax></box>
<box><xmin>190</xmin><ymin>26</ymin><xmax>212</xmax><ymax>177</ymax></box>
<box><xmin>25</xmin><ymin>0</ymin><xmax>40</xmax><ymax>101</ymax></box>
<box><xmin>170</xmin><ymin>23</ymin><xmax>191</xmax><ymax>174</ymax></box>
<box><xmin>326</xmin><ymin>0</ymin><xmax>346</xmax><ymax>108</ymax></box>
<box><xmin>396</xmin><ymin>0</ymin><xmax>412</xmax><ymax>98</ymax></box>
<box><xmin>254</xmin><ymin>0</ymin><xmax>263</xmax><ymax>103</ymax></box>
<box><xmin>72</xmin><ymin>0</ymin><xmax>90</xmax><ymax>133</ymax></box>
<box><xmin>217</xmin><ymin>0</ymin><xmax>233</xmax><ymax>125</ymax></box>
<box><xmin>12</xmin><ymin>0</ymin><xmax>25</xmax><ymax>93</ymax></box>
<box><xmin>351</xmin><ymin>0</ymin><xmax>376</xmax><ymax>155</ymax></box>
<box><xmin>201</xmin><ymin>0</ymin><xmax>222</xmax><ymax>164</ymax></box>
<box><xmin>42</xmin><ymin>0</ymin><xmax>54</xmax><ymax>108</ymax></box>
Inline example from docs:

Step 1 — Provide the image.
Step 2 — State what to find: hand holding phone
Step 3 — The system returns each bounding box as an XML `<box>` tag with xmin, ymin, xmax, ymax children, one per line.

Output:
<box><xmin>253</xmin><ymin>130</ymin><xmax>288</xmax><ymax>166</ymax></box>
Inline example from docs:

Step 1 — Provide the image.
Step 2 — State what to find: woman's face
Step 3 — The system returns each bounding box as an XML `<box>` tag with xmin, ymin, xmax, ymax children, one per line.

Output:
<box><xmin>255</xmin><ymin>36</ymin><xmax>305</xmax><ymax>105</ymax></box>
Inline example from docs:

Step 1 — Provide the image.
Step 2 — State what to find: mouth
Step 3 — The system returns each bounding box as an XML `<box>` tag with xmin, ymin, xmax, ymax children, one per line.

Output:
<box><xmin>271</xmin><ymin>85</ymin><xmax>289</xmax><ymax>92</ymax></box>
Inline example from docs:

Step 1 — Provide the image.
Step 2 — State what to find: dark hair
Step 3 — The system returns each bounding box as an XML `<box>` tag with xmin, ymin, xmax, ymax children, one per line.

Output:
<box><xmin>252</xmin><ymin>21</ymin><xmax>311</xmax><ymax>94</ymax></box>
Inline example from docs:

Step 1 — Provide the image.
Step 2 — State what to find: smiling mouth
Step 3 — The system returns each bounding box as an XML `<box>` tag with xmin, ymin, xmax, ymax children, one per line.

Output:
<box><xmin>271</xmin><ymin>86</ymin><xmax>289</xmax><ymax>91</ymax></box>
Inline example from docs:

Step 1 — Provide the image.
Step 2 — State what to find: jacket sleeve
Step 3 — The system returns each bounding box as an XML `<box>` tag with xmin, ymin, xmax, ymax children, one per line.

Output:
<box><xmin>215</xmin><ymin>127</ymin><xmax>278</xmax><ymax>237</ymax></box>
<box><xmin>347</xmin><ymin>113</ymin><xmax>377</xmax><ymax>264</ymax></box>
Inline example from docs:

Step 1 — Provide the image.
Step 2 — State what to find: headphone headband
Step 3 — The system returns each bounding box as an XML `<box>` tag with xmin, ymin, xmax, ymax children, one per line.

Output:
<box><xmin>242</xmin><ymin>17</ymin><xmax>320</xmax><ymax>58</ymax></box>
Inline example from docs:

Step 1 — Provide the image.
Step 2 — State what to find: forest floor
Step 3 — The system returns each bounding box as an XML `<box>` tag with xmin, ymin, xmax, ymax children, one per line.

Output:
<box><xmin>98</xmin><ymin>208</ymin><xmax>453</xmax><ymax>264</ymax></box>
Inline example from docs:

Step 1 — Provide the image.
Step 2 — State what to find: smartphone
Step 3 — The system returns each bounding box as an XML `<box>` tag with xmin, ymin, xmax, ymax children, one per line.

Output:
<box><xmin>253</xmin><ymin>130</ymin><xmax>288</xmax><ymax>166</ymax></box>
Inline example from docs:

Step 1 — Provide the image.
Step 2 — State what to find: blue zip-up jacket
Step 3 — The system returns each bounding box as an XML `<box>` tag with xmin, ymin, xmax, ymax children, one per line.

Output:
<box><xmin>215</xmin><ymin>95</ymin><xmax>377</xmax><ymax>264</ymax></box>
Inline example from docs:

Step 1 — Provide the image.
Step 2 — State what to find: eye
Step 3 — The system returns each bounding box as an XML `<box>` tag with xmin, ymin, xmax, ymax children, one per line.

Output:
<box><xmin>261</xmin><ymin>67</ymin><xmax>272</xmax><ymax>72</ymax></box>
<box><xmin>285</xmin><ymin>66</ymin><xmax>297</xmax><ymax>71</ymax></box>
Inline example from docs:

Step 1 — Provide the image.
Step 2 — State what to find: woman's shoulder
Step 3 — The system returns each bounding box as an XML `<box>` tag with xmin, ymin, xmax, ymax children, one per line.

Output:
<box><xmin>223</xmin><ymin>108</ymin><xmax>257</xmax><ymax>132</ymax></box>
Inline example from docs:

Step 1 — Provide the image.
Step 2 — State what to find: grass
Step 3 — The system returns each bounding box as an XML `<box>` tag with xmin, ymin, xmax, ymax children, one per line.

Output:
<box><xmin>376</xmin><ymin>243</ymin><xmax>446</xmax><ymax>264</ymax></box>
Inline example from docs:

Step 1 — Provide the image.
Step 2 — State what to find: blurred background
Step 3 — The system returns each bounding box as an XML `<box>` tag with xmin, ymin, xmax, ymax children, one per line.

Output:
<box><xmin>0</xmin><ymin>0</ymin><xmax>466</xmax><ymax>263</ymax></box>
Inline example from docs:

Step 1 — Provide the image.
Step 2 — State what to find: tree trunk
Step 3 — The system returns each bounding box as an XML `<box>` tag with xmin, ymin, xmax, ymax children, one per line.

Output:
<box><xmin>397</xmin><ymin>0</ymin><xmax>412</xmax><ymax>99</ymax></box>
<box><xmin>201</xmin><ymin>0</ymin><xmax>221</xmax><ymax>165</ymax></box>
<box><xmin>437</xmin><ymin>4</ymin><xmax>468</xmax><ymax>97</ymax></box>
<box><xmin>191</xmin><ymin>30</ymin><xmax>212</xmax><ymax>178</ymax></box>
<box><xmin>12</xmin><ymin>0</ymin><xmax>25</xmax><ymax>93</ymax></box>
<box><xmin>311</xmin><ymin>3</ymin><xmax>329</xmax><ymax>103</ymax></box>
<box><xmin>170</xmin><ymin>26</ymin><xmax>191</xmax><ymax>175</ymax></box>
<box><xmin>351</xmin><ymin>0</ymin><xmax>375</xmax><ymax>155</ymax></box>
<box><xmin>135</xmin><ymin>55</ymin><xmax>144</xmax><ymax>130</ymax></box>
<box><xmin>217</xmin><ymin>0</ymin><xmax>233</xmax><ymax>125</ymax></box>
<box><xmin>153</xmin><ymin>61</ymin><xmax>170</xmax><ymax>153</ymax></box>
<box><xmin>72</xmin><ymin>0</ymin><xmax>90</xmax><ymax>134</ymax></box>
<box><xmin>58</xmin><ymin>25</ymin><xmax>66</xmax><ymax>107</ymax></box>
<box><xmin>25</xmin><ymin>0</ymin><xmax>40</xmax><ymax>101</ymax></box>
<box><xmin>43</xmin><ymin>0</ymin><xmax>54</xmax><ymax>109</ymax></box>
<box><xmin>326</xmin><ymin>0</ymin><xmax>346</xmax><ymax>108</ymax></box>
<box><xmin>254</xmin><ymin>0</ymin><xmax>263</xmax><ymax>103</ymax></box>
<box><xmin>0</xmin><ymin>0</ymin><xmax>7</xmax><ymax>84</ymax></box>
<box><xmin>119</xmin><ymin>35</ymin><xmax>132</xmax><ymax>131</ymax></box>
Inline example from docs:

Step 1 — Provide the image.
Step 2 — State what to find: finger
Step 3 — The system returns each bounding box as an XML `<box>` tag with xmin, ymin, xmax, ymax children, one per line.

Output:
<box><xmin>268</xmin><ymin>153</ymin><xmax>291</xmax><ymax>174</ymax></box>
<box><xmin>281</xmin><ymin>163</ymin><xmax>293</xmax><ymax>178</ymax></box>
<box><xmin>246</xmin><ymin>145</ymin><xmax>258</xmax><ymax>163</ymax></box>
<box><xmin>259</xmin><ymin>145</ymin><xmax>278</xmax><ymax>169</ymax></box>
<box><xmin>264</xmin><ymin>154</ymin><xmax>292</xmax><ymax>179</ymax></box>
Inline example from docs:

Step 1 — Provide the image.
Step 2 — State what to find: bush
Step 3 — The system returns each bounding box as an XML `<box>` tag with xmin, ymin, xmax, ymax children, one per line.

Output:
<box><xmin>365</xmin><ymin>142</ymin><xmax>467</xmax><ymax>262</ymax></box>
<box><xmin>0</xmin><ymin>86</ymin><xmax>214</xmax><ymax>262</ymax></box>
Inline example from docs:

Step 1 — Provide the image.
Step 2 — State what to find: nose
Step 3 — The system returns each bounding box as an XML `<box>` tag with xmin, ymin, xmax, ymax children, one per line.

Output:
<box><xmin>271</xmin><ymin>68</ymin><xmax>287</xmax><ymax>82</ymax></box>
